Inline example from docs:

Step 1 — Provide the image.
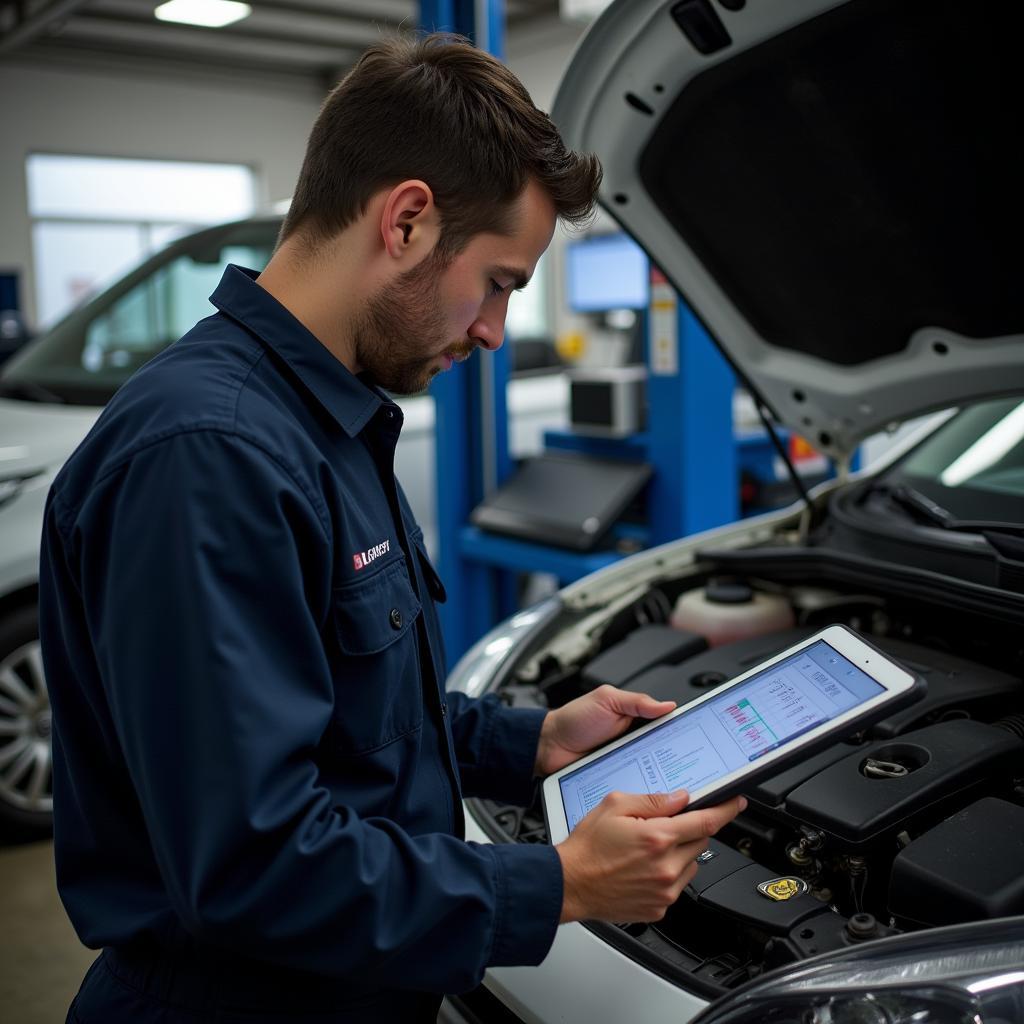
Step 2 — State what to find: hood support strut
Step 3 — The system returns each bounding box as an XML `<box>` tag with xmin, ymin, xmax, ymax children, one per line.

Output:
<box><xmin>755</xmin><ymin>400</ymin><xmax>812</xmax><ymax>512</ymax></box>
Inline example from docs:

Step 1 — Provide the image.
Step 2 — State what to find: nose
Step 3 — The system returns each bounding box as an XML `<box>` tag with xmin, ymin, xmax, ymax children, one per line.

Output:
<box><xmin>468</xmin><ymin>295</ymin><xmax>510</xmax><ymax>352</ymax></box>
<box><xmin>473</xmin><ymin>331</ymin><xmax>503</xmax><ymax>352</ymax></box>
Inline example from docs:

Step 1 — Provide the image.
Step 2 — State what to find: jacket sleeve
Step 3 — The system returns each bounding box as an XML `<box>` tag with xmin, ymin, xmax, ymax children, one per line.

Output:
<box><xmin>445</xmin><ymin>691</ymin><xmax>548</xmax><ymax>806</ymax></box>
<box><xmin>69</xmin><ymin>430</ymin><xmax>562</xmax><ymax>993</ymax></box>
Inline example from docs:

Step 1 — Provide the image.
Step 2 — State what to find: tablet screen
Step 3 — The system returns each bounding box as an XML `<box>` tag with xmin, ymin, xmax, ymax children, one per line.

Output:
<box><xmin>558</xmin><ymin>639</ymin><xmax>885</xmax><ymax>832</ymax></box>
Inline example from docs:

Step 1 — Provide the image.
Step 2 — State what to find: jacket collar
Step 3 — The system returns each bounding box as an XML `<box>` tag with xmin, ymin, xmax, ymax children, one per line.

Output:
<box><xmin>210</xmin><ymin>264</ymin><xmax>393</xmax><ymax>437</ymax></box>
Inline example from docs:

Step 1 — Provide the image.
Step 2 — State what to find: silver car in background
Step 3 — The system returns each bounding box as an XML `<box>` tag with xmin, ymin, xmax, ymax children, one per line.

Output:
<box><xmin>0</xmin><ymin>215</ymin><xmax>567</xmax><ymax>834</ymax></box>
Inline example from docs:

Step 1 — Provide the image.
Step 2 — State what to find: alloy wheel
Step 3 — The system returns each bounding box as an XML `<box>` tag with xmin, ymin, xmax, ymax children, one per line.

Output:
<box><xmin>0</xmin><ymin>639</ymin><xmax>53</xmax><ymax>816</ymax></box>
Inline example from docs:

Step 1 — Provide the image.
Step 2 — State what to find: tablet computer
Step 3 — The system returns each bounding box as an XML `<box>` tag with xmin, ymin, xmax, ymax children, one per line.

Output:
<box><xmin>543</xmin><ymin>624</ymin><xmax>925</xmax><ymax>843</ymax></box>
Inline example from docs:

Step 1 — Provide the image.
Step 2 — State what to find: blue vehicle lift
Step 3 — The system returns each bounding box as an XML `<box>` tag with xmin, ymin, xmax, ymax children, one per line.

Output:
<box><xmin>433</xmin><ymin>302</ymin><xmax>749</xmax><ymax>662</ymax></box>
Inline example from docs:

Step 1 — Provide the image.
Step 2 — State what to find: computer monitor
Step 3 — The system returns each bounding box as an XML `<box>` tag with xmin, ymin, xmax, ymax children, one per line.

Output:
<box><xmin>566</xmin><ymin>234</ymin><xmax>649</xmax><ymax>313</ymax></box>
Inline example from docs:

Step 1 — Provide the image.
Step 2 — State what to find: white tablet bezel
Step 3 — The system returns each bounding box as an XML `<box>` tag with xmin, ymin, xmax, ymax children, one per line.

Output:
<box><xmin>543</xmin><ymin>624</ymin><xmax>920</xmax><ymax>845</ymax></box>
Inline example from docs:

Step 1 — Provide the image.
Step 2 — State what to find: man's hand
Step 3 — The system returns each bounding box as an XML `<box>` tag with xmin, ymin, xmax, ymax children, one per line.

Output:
<box><xmin>555</xmin><ymin>790</ymin><xmax>747</xmax><ymax>924</ymax></box>
<box><xmin>534</xmin><ymin>684</ymin><xmax>676</xmax><ymax>777</ymax></box>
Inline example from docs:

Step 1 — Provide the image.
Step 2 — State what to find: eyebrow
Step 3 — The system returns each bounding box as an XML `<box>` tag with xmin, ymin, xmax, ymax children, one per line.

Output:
<box><xmin>493</xmin><ymin>265</ymin><xmax>530</xmax><ymax>291</ymax></box>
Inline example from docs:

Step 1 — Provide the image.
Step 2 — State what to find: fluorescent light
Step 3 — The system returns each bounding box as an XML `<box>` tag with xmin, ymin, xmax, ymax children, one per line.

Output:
<box><xmin>940</xmin><ymin>400</ymin><xmax>1024</xmax><ymax>487</ymax></box>
<box><xmin>154</xmin><ymin>0</ymin><xmax>251</xmax><ymax>28</ymax></box>
<box><xmin>968</xmin><ymin>971</ymin><xmax>1024</xmax><ymax>994</ymax></box>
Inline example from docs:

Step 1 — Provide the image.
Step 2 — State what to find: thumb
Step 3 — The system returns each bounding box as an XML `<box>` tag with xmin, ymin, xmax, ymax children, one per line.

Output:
<box><xmin>636</xmin><ymin>696</ymin><xmax>677</xmax><ymax>719</ymax></box>
<box><xmin>617</xmin><ymin>788</ymin><xmax>690</xmax><ymax>819</ymax></box>
<box><xmin>607</xmin><ymin>688</ymin><xmax>677</xmax><ymax>720</ymax></box>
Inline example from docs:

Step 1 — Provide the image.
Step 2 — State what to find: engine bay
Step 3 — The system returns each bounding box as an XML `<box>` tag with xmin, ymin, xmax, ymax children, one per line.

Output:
<box><xmin>467</xmin><ymin>549</ymin><xmax>1024</xmax><ymax>996</ymax></box>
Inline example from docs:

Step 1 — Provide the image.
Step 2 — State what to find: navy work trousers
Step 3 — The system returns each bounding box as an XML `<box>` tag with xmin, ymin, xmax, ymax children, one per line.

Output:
<box><xmin>68</xmin><ymin>948</ymin><xmax>441</xmax><ymax>1023</ymax></box>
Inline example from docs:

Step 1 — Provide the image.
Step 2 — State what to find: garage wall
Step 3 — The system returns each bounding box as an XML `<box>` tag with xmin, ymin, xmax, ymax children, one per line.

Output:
<box><xmin>0</xmin><ymin>62</ymin><xmax>324</xmax><ymax>327</ymax></box>
<box><xmin>0</xmin><ymin>22</ymin><xmax>587</xmax><ymax>331</ymax></box>
<box><xmin>507</xmin><ymin>14</ymin><xmax>586</xmax><ymax>112</ymax></box>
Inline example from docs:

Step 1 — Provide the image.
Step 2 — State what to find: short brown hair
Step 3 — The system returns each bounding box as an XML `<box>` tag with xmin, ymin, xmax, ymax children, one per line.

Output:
<box><xmin>281</xmin><ymin>33</ymin><xmax>602</xmax><ymax>257</ymax></box>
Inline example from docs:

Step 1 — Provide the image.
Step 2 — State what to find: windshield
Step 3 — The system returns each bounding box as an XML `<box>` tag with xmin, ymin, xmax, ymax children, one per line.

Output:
<box><xmin>881</xmin><ymin>397</ymin><xmax>1024</xmax><ymax>524</ymax></box>
<box><xmin>0</xmin><ymin>219</ymin><xmax>278</xmax><ymax>406</ymax></box>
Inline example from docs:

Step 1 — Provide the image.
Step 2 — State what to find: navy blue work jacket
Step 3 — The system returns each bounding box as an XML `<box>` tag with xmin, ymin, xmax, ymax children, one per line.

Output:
<box><xmin>39</xmin><ymin>266</ymin><xmax>563</xmax><ymax>1020</ymax></box>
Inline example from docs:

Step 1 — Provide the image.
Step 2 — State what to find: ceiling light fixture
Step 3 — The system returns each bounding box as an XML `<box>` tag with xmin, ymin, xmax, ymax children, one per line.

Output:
<box><xmin>154</xmin><ymin>0</ymin><xmax>252</xmax><ymax>28</ymax></box>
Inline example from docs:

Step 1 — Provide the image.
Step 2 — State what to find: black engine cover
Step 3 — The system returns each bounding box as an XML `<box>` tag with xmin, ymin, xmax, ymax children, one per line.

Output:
<box><xmin>783</xmin><ymin>720</ymin><xmax>1023</xmax><ymax>843</ymax></box>
<box><xmin>623</xmin><ymin>630</ymin><xmax>1021</xmax><ymax>740</ymax></box>
<box><xmin>888</xmin><ymin>797</ymin><xmax>1024</xmax><ymax>926</ymax></box>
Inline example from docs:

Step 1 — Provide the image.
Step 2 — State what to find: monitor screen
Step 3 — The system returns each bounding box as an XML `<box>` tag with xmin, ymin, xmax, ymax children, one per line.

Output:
<box><xmin>566</xmin><ymin>234</ymin><xmax>649</xmax><ymax>313</ymax></box>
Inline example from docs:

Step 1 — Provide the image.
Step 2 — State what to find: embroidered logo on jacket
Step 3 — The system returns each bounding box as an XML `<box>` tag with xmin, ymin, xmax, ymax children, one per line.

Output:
<box><xmin>353</xmin><ymin>539</ymin><xmax>390</xmax><ymax>571</ymax></box>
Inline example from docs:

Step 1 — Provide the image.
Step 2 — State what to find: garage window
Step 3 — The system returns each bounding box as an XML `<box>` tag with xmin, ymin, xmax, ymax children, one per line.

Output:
<box><xmin>505</xmin><ymin>251</ymin><xmax>550</xmax><ymax>340</ymax></box>
<box><xmin>27</xmin><ymin>154</ymin><xmax>256</xmax><ymax>327</ymax></box>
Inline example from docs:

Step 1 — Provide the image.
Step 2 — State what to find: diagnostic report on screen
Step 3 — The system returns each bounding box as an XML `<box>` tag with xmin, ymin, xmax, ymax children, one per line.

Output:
<box><xmin>559</xmin><ymin>640</ymin><xmax>884</xmax><ymax>832</ymax></box>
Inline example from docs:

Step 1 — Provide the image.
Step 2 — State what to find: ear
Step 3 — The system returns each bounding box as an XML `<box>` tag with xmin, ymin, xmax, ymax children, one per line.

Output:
<box><xmin>380</xmin><ymin>180</ymin><xmax>440</xmax><ymax>261</ymax></box>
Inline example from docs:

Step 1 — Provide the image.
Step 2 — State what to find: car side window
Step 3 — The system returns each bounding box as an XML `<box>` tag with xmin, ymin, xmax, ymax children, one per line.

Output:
<box><xmin>82</xmin><ymin>245</ymin><xmax>272</xmax><ymax>373</ymax></box>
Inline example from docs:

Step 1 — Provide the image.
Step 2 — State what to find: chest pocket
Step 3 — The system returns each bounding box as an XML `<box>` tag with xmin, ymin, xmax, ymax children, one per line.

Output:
<box><xmin>330</xmin><ymin>557</ymin><xmax>424</xmax><ymax>753</ymax></box>
<box><xmin>409</xmin><ymin>528</ymin><xmax>446</xmax><ymax>604</ymax></box>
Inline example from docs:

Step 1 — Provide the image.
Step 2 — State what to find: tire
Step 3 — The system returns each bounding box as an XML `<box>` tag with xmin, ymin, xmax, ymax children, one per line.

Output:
<box><xmin>0</xmin><ymin>603</ymin><xmax>53</xmax><ymax>836</ymax></box>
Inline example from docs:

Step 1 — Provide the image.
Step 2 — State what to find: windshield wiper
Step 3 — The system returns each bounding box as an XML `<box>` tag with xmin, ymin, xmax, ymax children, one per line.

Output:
<box><xmin>0</xmin><ymin>380</ymin><xmax>67</xmax><ymax>404</ymax></box>
<box><xmin>884</xmin><ymin>484</ymin><xmax>1024</xmax><ymax>537</ymax></box>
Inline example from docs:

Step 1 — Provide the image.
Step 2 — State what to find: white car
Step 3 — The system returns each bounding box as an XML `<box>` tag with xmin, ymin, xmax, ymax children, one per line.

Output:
<box><xmin>0</xmin><ymin>215</ymin><xmax>567</xmax><ymax>834</ymax></box>
<box><xmin>446</xmin><ymin>1</ymin><xmax>1024</xmax><ymax>1021</ymax></box>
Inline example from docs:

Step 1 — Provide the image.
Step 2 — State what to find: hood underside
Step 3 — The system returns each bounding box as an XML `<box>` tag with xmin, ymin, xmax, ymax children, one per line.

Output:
<box><xmin>552</xmin><ymin>0</ymin><xmax>1024</xmax><ymax>458</ymax></box>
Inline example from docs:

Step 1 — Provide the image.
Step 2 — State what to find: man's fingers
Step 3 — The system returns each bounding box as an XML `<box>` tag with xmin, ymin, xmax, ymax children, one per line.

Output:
<box><xmin>596</xmin><ymin>685</ymin><xmax>676</xmax><ymax>720</ymax></box>
<box><xmin>675</xmin><ymin>859</ymin><xmax>700</xmax><ymax>896</ymax></box>
<box><xmin>604</xmin><ymin>788</ymin><xmax>690</xmax><ymax>819</ymax></box>
<box><xmin>599</xmin><ymin>791</ymin><xmax>746</xmax><ymax>831</ymax></box>
<box><xmin>665</xmin><ymin>795</ymin><xmax>747</xmax><ymax>841</ymax></box>
<box><xmin>633</xmin><ymin>694</ymin><xmax>677</xmax><ymax>719</ymax></box>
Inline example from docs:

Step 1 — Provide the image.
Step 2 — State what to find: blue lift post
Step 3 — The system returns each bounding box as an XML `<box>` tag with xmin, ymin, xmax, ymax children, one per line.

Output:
<box><xmin>444</xmin><ymin>281</ymin><xmax>740</xmax><ymax>664</ymax></box>
<box><xmin>644</xmin><ymin>275</ymin><xmax>737</xmax><ymax>542</ymax></box>
<box><xmin>419</xmin><ymin>0</ymin><xmax>514</xmax><ymax>664</ymax></box>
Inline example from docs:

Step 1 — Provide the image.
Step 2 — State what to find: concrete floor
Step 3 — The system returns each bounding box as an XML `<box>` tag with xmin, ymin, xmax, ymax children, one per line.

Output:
<box><xmin>0</xmin><ymin>839</ymin><xmax>94</xmax><ymax>1023</ymax></box>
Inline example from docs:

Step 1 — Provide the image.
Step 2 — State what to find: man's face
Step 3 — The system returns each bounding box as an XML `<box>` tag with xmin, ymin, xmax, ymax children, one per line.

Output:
<box><xmin>353</xmin><ymin>179</ymin><xmax>557</xmax><ymax>395</ymax></box>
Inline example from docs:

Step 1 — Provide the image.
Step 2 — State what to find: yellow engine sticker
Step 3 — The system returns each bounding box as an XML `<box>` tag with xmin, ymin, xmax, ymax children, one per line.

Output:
<box><xmin>757</xmin><ymin>877</ymin><xmax>809</xmax><ymax>901</ymax></box>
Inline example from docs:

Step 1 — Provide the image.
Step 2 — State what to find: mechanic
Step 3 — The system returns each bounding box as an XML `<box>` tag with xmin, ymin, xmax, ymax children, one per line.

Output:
<box><xmin>39</xmin><ymin>33</ymin><xmax>746</xmax><ymax>1024</ymax></box>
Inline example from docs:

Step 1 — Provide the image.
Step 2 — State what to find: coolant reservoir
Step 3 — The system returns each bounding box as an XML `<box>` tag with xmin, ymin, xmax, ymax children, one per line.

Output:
<box><xmin>670</xmin><ymin>581</ymin><xmax>794</xmax><ymax>647</ymax></box>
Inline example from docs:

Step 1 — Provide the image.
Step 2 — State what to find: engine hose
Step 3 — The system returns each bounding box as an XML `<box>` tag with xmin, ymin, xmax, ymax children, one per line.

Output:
<box><xmin>633</xmin><ymin>588</ymin><xmax>672</xmax><ymax>626</ymax></box>
<box><xmin>994</xmin><ymin>714</ymin><xmax>1024</xmax><ymax>742</ymax></box>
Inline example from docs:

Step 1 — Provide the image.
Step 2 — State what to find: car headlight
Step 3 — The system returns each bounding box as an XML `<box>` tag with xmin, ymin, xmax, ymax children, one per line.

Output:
<box><xmin>446</xmin><ymin>597</ymin><xmax>560</xmax><ymax>698</ymax></box>
<box><xmin>693</xmin><ymin>918</ymin><xmax>1023</xmax><ymax>1024</ymax></box>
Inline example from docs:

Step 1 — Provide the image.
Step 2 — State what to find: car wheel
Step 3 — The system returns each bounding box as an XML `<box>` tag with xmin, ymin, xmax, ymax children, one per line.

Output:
<box><xmin>0</xmin><ymin>604</ymin><xmax>53</xmax><ymax>835</ymax></box>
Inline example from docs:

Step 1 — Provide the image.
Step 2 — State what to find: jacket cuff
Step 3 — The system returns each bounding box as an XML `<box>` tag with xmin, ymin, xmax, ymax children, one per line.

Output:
<box><xmin>485</xmin><ymin>842</ymin><xmax>563</xmax><ymax>967</ymax></box>
<box><xmin>478</xmin><ymin>704</ymin><xmax>548</xmax><ymax>806</ymax></box>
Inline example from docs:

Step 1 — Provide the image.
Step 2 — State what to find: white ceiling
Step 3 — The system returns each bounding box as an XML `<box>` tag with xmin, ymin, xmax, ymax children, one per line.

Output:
<box><xmin>0</xmin><ymin>0</ymin><xmax>561</xmax><ymax>86</ymax></box>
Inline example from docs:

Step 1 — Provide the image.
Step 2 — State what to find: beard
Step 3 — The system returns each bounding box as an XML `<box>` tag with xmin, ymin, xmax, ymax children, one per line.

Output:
<box><xmin>351</xmin><ymin>250</ymin><xmax>475</xmax><ymax>395</ymax></box>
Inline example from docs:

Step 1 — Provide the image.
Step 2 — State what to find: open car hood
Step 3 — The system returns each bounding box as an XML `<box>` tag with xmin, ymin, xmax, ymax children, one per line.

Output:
<box><xmin>552</xmin><ymin>0</ymin><xmax>1024</xmax><ymax>458</ymax></box>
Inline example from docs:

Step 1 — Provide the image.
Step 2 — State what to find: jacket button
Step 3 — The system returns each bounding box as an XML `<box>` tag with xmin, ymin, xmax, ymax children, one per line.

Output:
<box><xmin>389</xmin><ymin>608</ymin><xmax>403</xmax><ymax>630</ymax></box>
